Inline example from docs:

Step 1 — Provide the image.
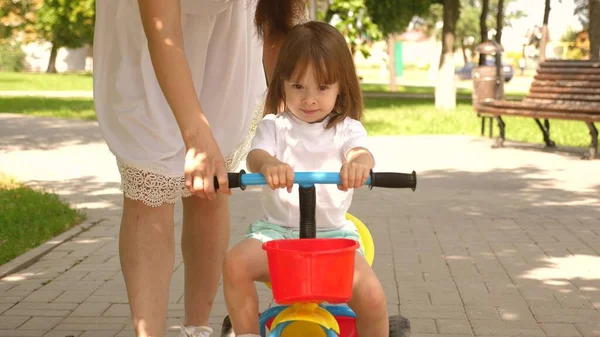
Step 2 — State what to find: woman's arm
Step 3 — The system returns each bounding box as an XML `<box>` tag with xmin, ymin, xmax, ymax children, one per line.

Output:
<box><xmin>137</xmin><ymin>0</ymin><xmax>210</xmax><ymax>144</ymax></box>
<box><xmin>137</xmin><ymin>0</ymin><xmax>228</xmax><ymax>198</ymax></box>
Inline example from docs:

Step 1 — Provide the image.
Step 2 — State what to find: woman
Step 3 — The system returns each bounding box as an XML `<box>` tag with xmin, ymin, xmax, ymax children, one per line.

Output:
<box><xmin>92</xmin><ymin>1</ymin><xmax>307</xmax><ymax>336</ymax></box>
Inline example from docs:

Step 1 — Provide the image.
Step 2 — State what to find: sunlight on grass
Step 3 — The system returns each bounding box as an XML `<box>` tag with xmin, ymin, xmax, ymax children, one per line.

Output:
<box><xmin>0</xmin><ymin>96</ymin><xmax>96</xmax><ymax>120</ymax></box>
<box><xmin>0</xmin><ymin>94</ymin><xmax>591</xmax><ymax>149</ymax></box>
<box><xmin>364</xmin><ymin>97</ymin><xmax>591</xmax><ymax>148</ymax></box>
<box><xmin>0</xmin><ymin>173</ymin><xmax>86</xmax><ymax>265</ymax></box>
<box><xmin>0</xmin><ymin>71</ymin><xmax>93</xmax><ymax>91</ymax></box>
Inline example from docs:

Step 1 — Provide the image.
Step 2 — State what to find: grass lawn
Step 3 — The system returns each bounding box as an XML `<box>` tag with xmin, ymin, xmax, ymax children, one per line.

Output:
<box><xmin>363</xmin><ymin>97</ymin><xmax>591</xmax><ymax>148</ymax></box>
<box><xmin>0</xmin><ymin>96</ymin><xmax>96</xmax><ymax>120</ymax></box>
<box><xmin>0</xmin><ymin>174</ymin><xmax>86</xmax><ymax>266</ymax></box>
<box><xmin>0</xmin><ymin>95</ymin><xmax>591</xmax><ymax>149</ymax></box>
<box><xmin>0</xmin><ymin>72</ymin><xmax>93</xmax><ymax>91</ymax></box>
<box><xmin>0</xmin><ymin>71</ymin><xmax>526</xmax><ymax>97</ymax></box>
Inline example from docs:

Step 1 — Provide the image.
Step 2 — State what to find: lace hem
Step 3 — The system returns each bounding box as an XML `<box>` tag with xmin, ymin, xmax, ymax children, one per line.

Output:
<box><xmin>117</xmin><ymin>97</ymin><xmax>265</xmax><ymax>207</ymax></box>
<box><xmin>117</xmin><ymin>162</ymin><xmax>192</xmax><ymax>207</ymax></box>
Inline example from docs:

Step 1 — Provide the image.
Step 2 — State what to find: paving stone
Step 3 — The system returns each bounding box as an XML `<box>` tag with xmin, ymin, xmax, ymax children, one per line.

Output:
<box><xmin>2</xmin><ymin>124</ymin><xmax>600</xmax><ymax>337</ymax></box>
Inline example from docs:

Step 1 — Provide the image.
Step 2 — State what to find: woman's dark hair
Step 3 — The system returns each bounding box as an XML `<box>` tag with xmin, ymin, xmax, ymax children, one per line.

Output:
<box><xmin>254</xmin><ymin>0</ymin><xmax>307</xmax><ymax>38</ymax></box>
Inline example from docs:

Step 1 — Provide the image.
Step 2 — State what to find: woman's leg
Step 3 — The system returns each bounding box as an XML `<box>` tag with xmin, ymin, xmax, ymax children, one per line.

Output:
<box><xmin>181</xmin><ymin>194</ymin><xmax>231</xmax><ymax>326</ymax></box>
<box><xmin>223</xmin><ymin>239</ymin><xmax>270</xmax><ymax>335</ymax></box>
<box><xmin>120</xmin><ymin>197</ymin><xmax>176</xmax><ymax>337</ymax></box>
<box><xmin>348</xmin><ymin>254</ymin><xmax>390</xmax><ymax>337</ymax></box>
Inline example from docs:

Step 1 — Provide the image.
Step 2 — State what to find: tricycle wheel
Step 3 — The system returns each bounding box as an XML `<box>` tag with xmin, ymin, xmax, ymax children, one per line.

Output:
<box><xmin>389</xmin><ymin>314</ymin><xmax>411</xmax><ymax>337</ymax></box>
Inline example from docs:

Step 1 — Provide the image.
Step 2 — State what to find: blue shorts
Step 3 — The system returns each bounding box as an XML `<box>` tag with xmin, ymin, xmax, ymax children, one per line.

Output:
<box><xmin>243</xmin><ymin>220</ymin><xmax>365</xmax><ymax>256</ymax></box>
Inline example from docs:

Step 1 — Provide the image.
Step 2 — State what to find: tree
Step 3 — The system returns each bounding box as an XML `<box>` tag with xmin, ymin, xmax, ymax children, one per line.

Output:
<box><xmin>539</xmin><ymin>0</ymin><xmax>551</xmax><ymax>62</ymax></box>
<box><xmin>479</xmin><ymin>0</ymin><xmax>490</xmax><ymax>65</ymax></box>
<box><xmin>574</xmin><ymin>0</ymin><xmax>590</xmax><ymax>28</ymax></box>
<box><xmin>572</xmin><ymin>0</ymin><xmax>599</xmax><ymax>60</ymax></box>
<box><xmin>0</xmin><ymin>0</ymin><xmax>40</xmax><ymax>43</ymax></box>
<box><xmin>322</xmin><ymin>0</ymin><xmax>382</xmax><ymax>58</ymax></box>
<box><xmin>456</xmin><ymin>2</ymin><xmax>481</xmax><ymax>63</ymax></box>
<box><xmin>420</xmin><ymin>0</ymin><xmax>524</xmax><ymax>65</ymax></box>
<box><xmin>365</xmin><ymin>0</ymin><xmax>439</xmax><ymax>91</ymax></box>
<box><xmin>435</xmin><ymin>0</ymin><xmax>461</xmax><ymax>110</ymax></box>
<box><xmin>365</xmin><ymin>0</ymin><xmax>434</xmax><ymax>36</ymax></box>
<box><xmin>495</xmin><ymin>0</ymin><xmax>504</xmax><ymax>43</ymax></box>
<box><xmin>590</xmin><ymin>0</ymin><xmax>600</xmax><ymax>60</ymax></box>
<box><xmin>36</xmin><ymin>0</ymin><xmax>95</xmax><ymax>73</ymax></box>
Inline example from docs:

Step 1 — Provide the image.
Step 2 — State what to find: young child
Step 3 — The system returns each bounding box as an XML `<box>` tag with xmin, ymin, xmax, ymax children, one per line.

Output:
<box><xmin>222</xmin><ymin>21</ymin><xmax>389</xmax><ymax>337</ymax></box>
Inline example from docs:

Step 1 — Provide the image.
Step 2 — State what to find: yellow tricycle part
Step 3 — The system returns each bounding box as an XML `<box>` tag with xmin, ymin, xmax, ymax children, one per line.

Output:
<box><xmin>270</xmin><ymin>303</ymin><xmax>339</xmax><ymax>335</ymax></box>
<box><xmin>280</xmin><ymin>321</ymin><xmax>329</xmax><ymax>337</ymax></box>
<box><xmin>346</xmin><ymin>213</ymin><xmax>374</xmax><ymax>266</ymax></box>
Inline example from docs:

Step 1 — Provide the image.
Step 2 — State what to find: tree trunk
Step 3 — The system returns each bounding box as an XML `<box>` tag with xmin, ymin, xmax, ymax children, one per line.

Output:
<box><xmin>539</xmin><ymin>0</ymin><xmax>551</xmax><ymax>62</ymax></box>
<box><xmin>461</xmin><ymin>42</ymin><xmax>468</xmax><ymax>64</ymax></box>
<box><xmin>46</xmin><ymin>43</ymin><xmax>58</xmax><ymax>73</ymax></box>
<box><xmin>590</xmin><ymin>0</ymin><xmax>600</xmax><ymax>60</ymax></box>
<box><xmin>479</xmin><ymin>0</ymin><xmax>490</xmax><ymax>65</ymax></box>
<box><xmin>388</xmin><ymin>34</ymin><xmax>397</xmax><ymax>92</ymax></box>
<box><xmin>495</xmin><ymin>0</ymin><xmax>504</xmax><ymax>44</ymax></box>
<box><xmin>435</xmin><ymin>0</ymin><xmax>460</xmax><ymax>111</ymax></box>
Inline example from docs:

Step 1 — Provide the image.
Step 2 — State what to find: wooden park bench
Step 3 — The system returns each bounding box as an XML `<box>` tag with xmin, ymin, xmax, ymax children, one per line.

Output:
<box><xmin>474</xmin><ymin>59</ymin><xmax>600</xmax><ymax>159</ymax></box>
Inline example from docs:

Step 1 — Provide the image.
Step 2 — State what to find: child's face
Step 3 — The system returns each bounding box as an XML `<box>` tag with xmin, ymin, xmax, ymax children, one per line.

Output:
<box><xmin>283</xmin><ymin>65</ymin><xmax>340</xmax><ymax>124</ymax></box>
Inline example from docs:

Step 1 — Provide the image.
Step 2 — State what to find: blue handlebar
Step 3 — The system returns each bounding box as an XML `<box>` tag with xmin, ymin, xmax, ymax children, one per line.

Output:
<box><xmin>241</xmin><ymin>172</ymin><xmax>362</xmax><ymax>187</ymax></box>
<box><xmin>223</xmin><ymin>170</ymin><xmax>417</xmax><ymax>191</ymax></box>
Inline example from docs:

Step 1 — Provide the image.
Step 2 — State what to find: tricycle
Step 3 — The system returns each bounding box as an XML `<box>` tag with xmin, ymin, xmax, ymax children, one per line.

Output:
<box><xmin>218</xmin><ymin>169</ymin><xmax>416</xmax><ymax>337</ymax></box>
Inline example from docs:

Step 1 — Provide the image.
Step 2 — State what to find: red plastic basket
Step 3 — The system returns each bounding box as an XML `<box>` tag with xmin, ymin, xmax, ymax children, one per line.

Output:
<box><xmin>263</xmin><ymin>238</ymin><xmax>359</xmax><ymax>304</ymax></box>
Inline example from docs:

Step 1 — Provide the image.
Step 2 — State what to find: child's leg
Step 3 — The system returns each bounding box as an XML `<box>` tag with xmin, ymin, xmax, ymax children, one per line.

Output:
<box><xmin>223</xmin><ymin>238</ymin><xmax>270</xmax><ymax>335</ymax></box>
<box><xmin>347</xmin><ymin>253</ymin><xmax>389</xmax><ymax>337</ymax></box>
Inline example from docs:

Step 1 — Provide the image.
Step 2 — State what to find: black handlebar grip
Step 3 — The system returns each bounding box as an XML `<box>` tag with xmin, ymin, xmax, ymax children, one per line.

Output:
<box><xmin>369</xmin><ymin>171</ymin><xmax>417</xmax><ymax>191</ymax></box>
<box><xmin>213</xmin><ymin>170</ymin><xmax>246</xmax><ymax>190</ymax></box>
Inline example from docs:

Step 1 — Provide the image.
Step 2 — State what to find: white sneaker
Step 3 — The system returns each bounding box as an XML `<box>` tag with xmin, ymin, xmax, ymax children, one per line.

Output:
<box><xmin>179</xmin><ymin>325</ymin><xmax>214</xmax><ymax>337</ymax></box>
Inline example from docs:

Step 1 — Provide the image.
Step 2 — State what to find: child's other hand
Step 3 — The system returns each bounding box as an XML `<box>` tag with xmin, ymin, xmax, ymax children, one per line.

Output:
<box><xmin>260</xmin><ymin>163</ymin><xmax>294</xmax><ymax>193</ymax></box>
<box><xmin>339</xmin><ymin>162</ymin><xmax>370</xmax><ymax>191</ymax></box>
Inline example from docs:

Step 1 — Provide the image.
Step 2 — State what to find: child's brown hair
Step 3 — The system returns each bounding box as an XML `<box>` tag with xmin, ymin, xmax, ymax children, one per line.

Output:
<box><xmin>263</xmin><ymin>21</ymin><xmax>364</xmax><ymax>129</ymax></box>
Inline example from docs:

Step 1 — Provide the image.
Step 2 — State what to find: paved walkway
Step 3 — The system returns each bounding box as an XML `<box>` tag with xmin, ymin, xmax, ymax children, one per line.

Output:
<box><xmin>1</xmin><ymin>113</ymin><xmax>599</xmax><ymax>337</ymax></box>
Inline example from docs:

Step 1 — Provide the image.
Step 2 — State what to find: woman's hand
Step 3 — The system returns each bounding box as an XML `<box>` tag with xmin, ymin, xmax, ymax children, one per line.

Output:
<box><xmin>184</xmin><ymin>130</ymin><xmax>231</xmax><ymax>199</ymax></box>
<box><xmin>260</xmin><ymin>162</ymin><xmax>294</xmax><ymax>193</ymax></box>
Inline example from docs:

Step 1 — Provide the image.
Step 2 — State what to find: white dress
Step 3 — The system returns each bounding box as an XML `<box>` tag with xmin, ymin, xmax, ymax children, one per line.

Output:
<box><xmin>93</xmin><ymin>0</ymin><xmax>267</xmax><ymax>207</ymax></box>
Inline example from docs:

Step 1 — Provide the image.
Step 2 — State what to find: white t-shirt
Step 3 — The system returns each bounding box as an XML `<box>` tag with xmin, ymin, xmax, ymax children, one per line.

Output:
<box><xmin>249</xmin><ymin>112</ymin><xmax>371</xmax><ymax>230</ymax></box>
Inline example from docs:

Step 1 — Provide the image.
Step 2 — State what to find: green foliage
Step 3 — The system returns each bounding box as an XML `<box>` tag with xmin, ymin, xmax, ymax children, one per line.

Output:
<box><xmin>561</xmin><ymin>27</ymin><xmax>590</xmax><ymax>60</ymax></box>
<box><xmin>565</xmin><ymin>47</ymin><xmax>587</xmax><ymax>60</ymax></box>
<box><xmin>561</xmin><ymin>27</ymin><xmax>580</xmax><ymax>43</ymax></box>
<box><xmin>0</xmin><ymin>0</ymin><xmax>40</xmax><ymax>43</ymax></box>
<box><xmin>365</xmin><ymin>0</ymin><xmax>438</xmax><ymax>36</ymax></box>
<box><xmin>322</xmin><ymin>0</ymin><xmax>382</xmax><ymax>58</ymax></box>
<box><xmin>418</xmin><ymin>0</ymin><xmax>526</xmax><ymax>58</ymax></box>
<box><xmin>36</xmin><ymin>0</ymin><xmax>95</xmax><ymax>49</ymax></box>
<box><xmin>0</xmin><ymin>43</ymin><xmax>26</xmax><ymax>72</ymax></box>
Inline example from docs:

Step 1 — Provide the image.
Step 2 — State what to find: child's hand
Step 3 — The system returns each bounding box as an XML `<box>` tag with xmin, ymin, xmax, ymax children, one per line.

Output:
<box><xmin>339</xmin><ymin>162</ymin><xmax>370</xmax><ymax>191</ymax></box>
<box><xmin>260</xmin><ymin>163</ymin><xmax>294</xmax><ymax>193</ymax></box>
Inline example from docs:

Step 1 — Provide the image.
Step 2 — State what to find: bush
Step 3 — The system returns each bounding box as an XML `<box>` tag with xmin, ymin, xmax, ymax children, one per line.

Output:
<box><xmin>0</xmin><ymin>43</ymin><xmax>26</xmax><ymax>72</ymax></box>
